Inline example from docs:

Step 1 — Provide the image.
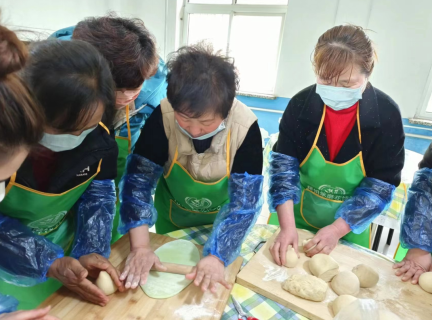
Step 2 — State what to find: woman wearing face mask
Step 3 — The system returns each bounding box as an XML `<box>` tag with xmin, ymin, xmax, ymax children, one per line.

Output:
<box><xmin>51</xmin><ymin>16</ymin><xmax>167</xmax><ymax>243</ymax></box>
<box><xmin>118</xmin><ymin>44</ymin><xmax>264</xmax><ymax>292</ymax></box>
<box><xmin>0</xmin><ymin>40</ymin><xmax>123</xmax><ymax>310</ymax></box>
<box><xmin>268</xmin><ymin>25</ymin><xmax>405</xmax><ymax>266</ymax></box>
<box><xmin>0</xmin><ymin>25</ymin><xmax>59</xmax><ymax>320</ymax></box>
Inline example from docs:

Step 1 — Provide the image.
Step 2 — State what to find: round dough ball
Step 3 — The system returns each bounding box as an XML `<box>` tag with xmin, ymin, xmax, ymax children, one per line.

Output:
<box><xmin>331</xmin><ymin>271</ymin><xmax>360</xmax><ymax>296</ymax></box>
<box><xmin>302</xmin><ymin>239</ymin><xmax>316</xmax><ymax>253</ymax></box>
<box><xmin>352</xmin><ymin>264</ymin><xmax>379</xmax><ymax>288</ymax></box>
<box><xmin>330</xmin><ymin>295</ymin><xmax>358</xmax><ymax>316</ymax></box>
<box><xmin>379</xmin><ymin>310</ymin><xmax>401</xmax><ymax>320</ymax></box>
<box><xmin>419</xmin><ymin>272</ymin><xmax>432</xmax><ymax>294</ymax></box>
<box><xmin>283</xmin><ymin>274</ymin><xmax>328</xmax><ymax>302</ymax></box>
<box><xmin>285</xmin><ymin>245</ymin><xmax>299</xmax><ymax>268</ymax></box>
<box><xmin>96</xmin><ymin>271</ymin><xmax>118</xmax><ymax>295</ymax></box>
<box><xmin>309</xmin><ymin>254</ymin><xmax>339</xmax><ymax>282</ymax></box>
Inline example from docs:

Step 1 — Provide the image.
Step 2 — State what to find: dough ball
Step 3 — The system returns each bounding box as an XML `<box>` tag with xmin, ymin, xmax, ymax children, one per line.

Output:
<box><xmin>96</xmin><ymin>271</ymin><xmax>118</xmax><ymax>295</ymax></box>
<box><xmin>283</xmin><ymin>274</ymin><xmax>328</xmax><ymax>302</ymax></box>
<box><xmin>330</xmin><ymin>295</ymin><xmax>357</xmax><ymax>316</ymax></box>
<box><xmin>419</xmin><ymin>272</ymin><xmax>432</xmax><ymax>294</ymax></box>
<box><xmin>331</xmin><ymin>271</ymin><xmax>360</xmax><ymax>296</ymax></box>
<box><xmin>309</xmin><ymin>253</ymin><xmax>339</xmax><ymax>282</ymax></box>
<box><xmin>285</xmin><ymin>245</ymin><xmax>299</xmax><ymax>268</ymax></box>
<box><xmin>302</xmin><ymin>239</ymin><xmax>316</xmax><ymax>253</ymax></box>
<box><xmin>379</xmin><ymin>310</ymin><xmax>401</xmax><ymax>320</ymax></box>
<box><xmin>352</xmin><ymin>264</ymin><xmax>379</xmax><ymax>288</ymax></box>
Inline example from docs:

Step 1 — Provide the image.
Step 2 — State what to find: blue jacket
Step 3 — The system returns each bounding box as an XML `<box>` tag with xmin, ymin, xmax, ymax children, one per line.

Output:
<box><xmin>50</xmin><ymin>26</ymin><xmax>168</xmax><ymax>148</ymax></box>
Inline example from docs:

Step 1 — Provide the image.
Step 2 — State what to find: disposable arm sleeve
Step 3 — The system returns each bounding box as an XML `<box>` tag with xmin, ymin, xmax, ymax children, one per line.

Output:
<box><xmin>400</xmin><ymin>168</ymin><xmax>432</xmax><ymax>252</ymax></box>
<box><xmin>119</xmin><ymin>154</ymin><xmax>163</xmax><ymax>234</ymax></box>
<box><xmin>203</xmin><ymin>173</ymin><xmax>264</xmax><ymax>266</ymax></box>
<box><xmin>335</xmin><ymin>177</ymin><xmax>395</xmax><ymax>234</ymax></box>
<box><xmin>0</xmin><ymin>214</ymin><xmax>63</xmax><ymax>286</ymax></box>
<box><xmin>70</xmin><ymin>180</ymin><xmax>116</xmax><ymax>259</ymax></box>
<box><xmin>0</xmin><ymin>294</ymin><xmax>18</xmax><ymax>314</ymax></box>
<box><xmin>268</xmin><ymin>152</ymin><xmax>301</xmax><ymax>211</ymax></box>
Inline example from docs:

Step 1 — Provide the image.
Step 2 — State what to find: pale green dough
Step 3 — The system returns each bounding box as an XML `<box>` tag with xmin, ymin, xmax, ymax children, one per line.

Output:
<box><xmin>142</xmin><ymin>239</ymin><xmax>200</xmax><ymax>299</ymax></box>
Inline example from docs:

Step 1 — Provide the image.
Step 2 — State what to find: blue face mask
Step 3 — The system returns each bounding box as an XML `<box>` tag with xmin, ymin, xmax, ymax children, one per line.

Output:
<box><xmin>176</xmin><ymin>119</ymin><xmax>226</xmax><ymax>140</ymax></box>
<box><xmin>39</xmin><ymin>126</ymin><xmax>97</xmax><ymax>152</ymax></box>
<box><xmin>316</xmin><ymin>82</ymin><xmax>366</xmax><ymax>111</ymax></box>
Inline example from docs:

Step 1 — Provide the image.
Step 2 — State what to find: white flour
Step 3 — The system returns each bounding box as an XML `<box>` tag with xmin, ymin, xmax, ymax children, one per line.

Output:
<box><xmin>262</xmin><ymin>264</ymin><xmax>289</xmax><ymax>282</ymax></box>
<box><xmin>174</xmin><ymin>303</ymin><xmax>217</xmax><ymax>320</ymax></box>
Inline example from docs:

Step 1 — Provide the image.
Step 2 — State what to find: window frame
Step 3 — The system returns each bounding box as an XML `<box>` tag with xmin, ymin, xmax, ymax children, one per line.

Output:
<box><xmin>181</xmin><ymin>0</ymin><xmax>287</xmax><ymax>96</ymax></box>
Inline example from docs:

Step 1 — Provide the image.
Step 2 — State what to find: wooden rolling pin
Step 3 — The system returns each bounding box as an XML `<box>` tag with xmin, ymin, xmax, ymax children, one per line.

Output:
<box><xmin>150</xmin><ymin>262</ymin><xmax>195</xmax><ymax>275</ymax></box>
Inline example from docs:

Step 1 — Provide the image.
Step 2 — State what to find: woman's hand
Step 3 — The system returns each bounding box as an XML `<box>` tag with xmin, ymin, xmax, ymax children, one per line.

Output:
<box><xmin>47</xmin><ymin>257</ymin><xmax>109</xmax><ymax>306</ymax></box>
<box><xmin>79</xmin><ymin>253</ymin><xmax>124</xmax><ymax>292</ymax></box>
<box><xmin>393</xmin><ymin>248</ymin><xmax>432</xmax><ymax>284</ymax></box>
<box><xmin>0</xmin><ymin>306</ymin><xmax>59</xmax><ymax>320</ymax></box>
<box><xmin>120</xmin><ymin>246</ymin><xmax>166</xmax><ymax>289</ymax></box>
<box><xmin>305</xmin><ymin>218</ymin><xmax>351</xmax><ymax>257</ymax></box>
<box><xmin>185</xmin><ymin>255</ymin><xmax>231</xmax><ymax>293</ymax></box>
<box><xmin>270</xmin><ymin>227</ymin><xmax>299</xmax><ymax>266</ymax></box>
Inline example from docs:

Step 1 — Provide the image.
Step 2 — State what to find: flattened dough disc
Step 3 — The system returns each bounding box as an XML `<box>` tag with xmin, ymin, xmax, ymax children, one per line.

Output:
<box><xmin>142</xmin><ymin>239</ymin><xmax>200</xmax><ymax>299</ymax></box>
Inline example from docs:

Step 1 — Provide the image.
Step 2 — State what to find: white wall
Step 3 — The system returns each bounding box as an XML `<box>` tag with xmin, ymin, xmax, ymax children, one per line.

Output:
<box><xmin>275</xmin><ymin>0</ymin><xmax>432</xmax><ymax>118</ymax></box>
<box><xmin>0</xmin><ymin>0</ymin><xmax>168</xmax><ymax>57</ymax></box>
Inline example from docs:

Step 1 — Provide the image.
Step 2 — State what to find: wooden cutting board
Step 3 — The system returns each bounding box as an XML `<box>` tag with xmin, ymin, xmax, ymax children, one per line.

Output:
<box><xmin>40</xmin><ymin>233</ymin><xmax>242</xmax><ymax>320</ymax></box>
<box><xmin>236</xmin><ymin>228</ymin><xmax>432</xmax><ymax>320</ymax></box>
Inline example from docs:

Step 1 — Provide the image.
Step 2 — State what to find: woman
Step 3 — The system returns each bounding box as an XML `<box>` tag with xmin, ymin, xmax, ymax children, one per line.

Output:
<box><xmin>118</xmin><ymin>45</ymin><xmax>264</xmax><ymax>292</ymax></box>
<box><xmin>0</xmin><ymin>25</ymin><xmax>58</xmax><ymax>320</ymax></box>
<box><xmin>269</xmin><ymin>25</ymin><xmax>405</xmax><ymax>266</ymax></box>
<box><xmin>0</xmin><ymin>39</ymin><xmax>123</xmax><ymax>310</ymax></box>
<box><xmin>51</xmin><ymin>15</ymin><xmax>167</xmax><ymax>243</ymax></box>
<box><xmin>393</xmin><ymin>143</ymin><xmax>432</xmax><ymax>284</ymax></box>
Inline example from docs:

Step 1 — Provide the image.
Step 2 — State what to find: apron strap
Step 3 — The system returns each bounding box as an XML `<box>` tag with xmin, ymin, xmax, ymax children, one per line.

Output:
<box><xmin>226</xmin><ymin>130</ymin><xmax>231</xmax><ymax>178</ymax></box>
<box><xmin>5</xmin><ymin>172</ymin><xmax>17</xmax><ymax>195</ymax></box>
<box><xmin>99</xmin><ymin>122</ymin><xmax>110</xmax><ymax>134</ymax></box>
<box><xmin>125</xmin><ymin>105</ymin><xmax>132</xmax><ymax>153</ymax></box>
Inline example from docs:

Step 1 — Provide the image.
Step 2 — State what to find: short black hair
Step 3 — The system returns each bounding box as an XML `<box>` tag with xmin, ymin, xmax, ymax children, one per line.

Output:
<box><xmin>73</xmin><ymin>14</ymin><xmax>158</xmax><ymax>89</ymax></box>
<box><xmin>166</xmin><ymin>43</ymin><xmax>238</xmax><ymax>119</ymax></box>
<box><xmin>24</xmin><ymin>40</ymin><xmax>115</xmax><ymax>132</ymax></box>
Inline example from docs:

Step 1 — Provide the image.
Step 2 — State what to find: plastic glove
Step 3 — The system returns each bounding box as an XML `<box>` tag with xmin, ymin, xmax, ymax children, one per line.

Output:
<box><xmin>400</xmin><ymin>168</ymin><xmax>432</xmax><ymax>252</ymax></box>
<box><xmin>70</xmin><ymin>180</ymin><xmax>116</xmax><ymax>259</ymax></box>
<box><xmin>268</xmin><ymin>152</ymin><xmax>301</xmax><ymax>211</ymax></box>
<box><xmin>0</xmin><ymin>215</ymin><xmax>63</xmax><ymax>286</ymax></box>
<box><xmin>393</xmin><ymin>248</ymin><xmax>432</xmax><ymax>284</ymax></box>
<box><xmin>335</xmin><ymin>177</ymin><xmax>395</xmax><ymax>234</ymax></box>
<box><xmin>185</xmin><ymin>255</ymin><xmax>230</xmax><ymax>293</ymax></box>
<box><xmin>0</xmin><ymin>294</ymin><xmax>18</xmax><ymax>314</ymax></box>
<box><xmin>0</xmin><ymin>306</ymin><xmax>59</xmax><ymax>320</ymax></box>
<box><xmin>334</xmin><ymin>299</ymin><xmax>379</xmax><ymax>320</ymax></box>
<box><xmin>203</xmin><ymin>173</ymin><xmax>264</xmax><ymax>266</ymax></box>
<box><xmin>119</xmin><ymin>154</ymin><xmax>163</xmax><ymax>234</ymax></box>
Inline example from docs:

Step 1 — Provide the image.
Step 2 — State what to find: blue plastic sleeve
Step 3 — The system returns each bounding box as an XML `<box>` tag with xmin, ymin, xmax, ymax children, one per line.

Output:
<box><xmin>268</xmin><ymin>152</ymin><xmax>301</xmax><ymax>211</ymax></box>
<box><xmin>70</xmin><ymin>180</ymin><xmax>116</xmax><ymax>259</ymax></box>
<box><xmin>335</xmin><ymin>177</ymin><xmax>395</xmax><ymax>234</ymax></box>
<box><xmin>119</xmin><ymin>154</ymin><xmax>163</xmax><ymax>234</ymax></box>
<box><xmin>0</xmin><ymin>294</ymin><xmax>19</xmax><ymax>314</ymax></box>
<box><xmin>401</xmin><ymin>168</ymin><xmax>432</xmax><ymax>252</ymax></box>
<box><xmin>0</xmin><ymin>214</ymin><xmax>64</xmax><ymax>286</ymax></box>
<box><xmin>203</xmin><ymin>173</ymin><xmax>264</xmax><ymax>266</ymax></box>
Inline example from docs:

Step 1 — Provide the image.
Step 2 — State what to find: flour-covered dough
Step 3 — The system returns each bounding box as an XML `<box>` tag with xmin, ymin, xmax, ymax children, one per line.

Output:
<box><xmin>285</xmin><ymin>245</ymin><xmax>298</xmax><ymax>268</ymax></box>
<box><xmin>96</xmin><ymin>271</ymin><xmax>118</xmax><ymax>295</ymax></box>
<box><xmin>419</xmin><ymin>272</ymin><xmax>432</xmax><ymax>294</ymax></box>
<box><xmin>309</xmin><ymin>254</ymin><xmax>339</xmax><ymax>282</ymax></box>
<box><xmin>330</xmin><ymin>295</ymin><xmax>357</xmax><ymax>316</ymax></box>
<box><xmin>352</xmin><ymin>264</ymin><xmax>379</xmax><ymax>288</ymax></box>
<box><xmin>142</xmin><ymin>239</ymin><xmax>200</xmax><ymax>299</ymax></box>
<box><xmin>331</xmin><ymin>271</ymin><xmax>360</xmax><ymax>296</ymax></box>
<box><xmin>283</xmin><ymin>274</ymin><xmax>328</xmax><ymax>302</ymax></box>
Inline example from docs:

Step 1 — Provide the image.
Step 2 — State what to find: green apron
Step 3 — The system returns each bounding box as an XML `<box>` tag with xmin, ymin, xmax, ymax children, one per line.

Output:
<box><xmin>0</xmin><ymin>158</ymin><xmax>102</xmax><ymax>310</ymax></box>
<box><xmin>269</xmin><ymin>104</ymin><xmax>371</xmax><ymax>248</ymax></box>
<box><xmin>112</xmin><ymin>105</ymin><xmax>132</xmax><ymax>243</ymax></box>
<box><xmin>154</xmin><ymin>131</ymin><xmax>231</xmax><ymax>234</ymax></box>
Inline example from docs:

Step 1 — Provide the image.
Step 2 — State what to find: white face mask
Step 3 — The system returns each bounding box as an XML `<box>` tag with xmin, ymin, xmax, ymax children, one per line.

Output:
<box><xmin>39</xmin><ymin>126</ymin><xmax>97</xmax><ymax>152</ymax></box>
<box><xmin>316</xmin><ymin>81</ymin><xmax>367</xmax><ymax>111</ymax></box>
<box><xmin>0</xmin><ymin>181</ymin><xmax>5</xmax><ymax>202</ymax></box>
<box><xmin>175</xmin><ymin>120</ymin><xmax>226</xmax><ymax>140</ymax></box>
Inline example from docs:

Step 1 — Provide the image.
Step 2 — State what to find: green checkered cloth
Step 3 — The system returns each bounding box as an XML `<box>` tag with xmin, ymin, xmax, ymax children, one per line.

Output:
<box><xmin>166</xmin><ymin>224</ymin><xmax>307</xmax><ymax>320</ymax></box>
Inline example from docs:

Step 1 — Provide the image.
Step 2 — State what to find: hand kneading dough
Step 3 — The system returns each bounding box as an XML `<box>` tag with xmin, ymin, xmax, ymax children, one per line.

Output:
<box><xmin>419</xmin><ymin>272</ymin><xmax>432</xmax><ymax>294</ymax></box>
<box><xmin>302</xmin><ymin>239</ymin><xmax>316</xmax><ymax>253</ymax></box>
<box><xmin>330</xmin><ymin>295</ymin><xmax>357</xmax><ymax>316</ymax></box>
<box><xmin>309</xmin><ymin>254</ymin><xmax>339</xmax><ymax>282</ymax></box>
<box><xmin>331</xmin><ymin>271</ymin><xmax>360</xmax><ymax>296</ymax></box>
<box><xmin>283</xmin><ymin>274</ymin><xmax>328</xmax><ymax>302</ymax></box>
<box><xmin>96</xmin><ymin>271</ymin><xmax>118</xmax><ymax>295</ymax></box>
<box><xmin>352</xmin><ymin>264</ymin><xmax>379</xmax><ymax>288</ymax></box>
<box><xmin>285</xmin><ymin>245</ymin><xmax>298</xmax><ymax>268</ymax></box>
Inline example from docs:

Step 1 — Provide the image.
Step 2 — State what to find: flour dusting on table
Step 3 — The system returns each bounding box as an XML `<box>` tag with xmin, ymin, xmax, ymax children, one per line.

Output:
<box><xmin>262</xmin><ymin>264</ymin><xmax>289</xmax><ymax>282</ymax></box>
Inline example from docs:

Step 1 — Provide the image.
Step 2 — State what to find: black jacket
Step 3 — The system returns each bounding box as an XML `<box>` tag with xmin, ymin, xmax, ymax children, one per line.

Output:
<box><xmin>274</xmin><ymin>83</ymin><xmax>405</xmax><ymax>187</ymax></box>
<box><xmin>13</xmin><ymin>124</ymin><xmax>118</xmax><ymax>193</ymax></box>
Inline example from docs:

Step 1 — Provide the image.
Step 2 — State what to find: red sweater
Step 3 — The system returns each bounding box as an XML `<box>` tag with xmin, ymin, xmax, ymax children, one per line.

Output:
<box><xmin>324</xmin><ymin>103</ymin><xmax>358</xmax><ymax>162</ymax></box>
